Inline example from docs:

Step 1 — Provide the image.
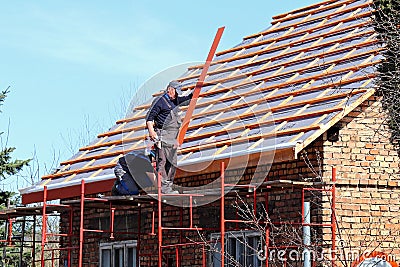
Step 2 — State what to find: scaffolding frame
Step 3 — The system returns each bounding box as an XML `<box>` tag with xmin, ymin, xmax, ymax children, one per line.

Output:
<box><xmin>0</xmin><ymin>200</ymin><xmax>73</xmax><ymax>267</ymax></box>
<box><xmin>0</xmin><ymin>163</ymin><xmax>336</xmax><ymax>266</ymax></box>
<box><xmin>0</xmin><ymin>213</ymin><xmax>36</xmax><ymax>267</ymax></box>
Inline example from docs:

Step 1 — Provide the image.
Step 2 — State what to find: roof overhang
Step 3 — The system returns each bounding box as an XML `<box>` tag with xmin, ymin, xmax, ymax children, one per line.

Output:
<box><xmin>20</xmin><ymin>176</ymin><xmax>116</xmax><ymax>205</ymax></box>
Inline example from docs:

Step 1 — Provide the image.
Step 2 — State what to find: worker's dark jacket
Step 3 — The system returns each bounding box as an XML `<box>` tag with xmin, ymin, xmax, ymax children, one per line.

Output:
<box><xmin>146</xmin><ymin>93</ymin><xmax>192</xmax><ymax>145</ymax></box>
<box><xmin>146</xmin><ymin>93</ymin><xmax>192</xmax><ymax>130</ymax></box>
<box><xmin>111</xmin><ymin>150</ymin><xmax>155</xmax><ymax>195</ymax></box>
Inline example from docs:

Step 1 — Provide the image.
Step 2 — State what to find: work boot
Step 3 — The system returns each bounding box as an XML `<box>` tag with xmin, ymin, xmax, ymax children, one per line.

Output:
<box><xmin>162</xmin><ymin>187</ymin><xmax>179</xmax><ymax>194</ymax></box>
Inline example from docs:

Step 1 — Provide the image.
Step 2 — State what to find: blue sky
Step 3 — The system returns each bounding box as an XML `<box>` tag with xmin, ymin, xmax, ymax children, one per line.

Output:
<box><xmin>0</xmin><ymin>0</ymin><xmax>321</xmax><ymax>191</ymax></box>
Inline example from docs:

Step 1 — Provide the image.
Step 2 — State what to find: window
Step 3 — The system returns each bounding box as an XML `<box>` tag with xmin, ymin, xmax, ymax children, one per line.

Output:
<box><xmin>100</xmin><ymin>240</ymin><xmax>137</xmax><ymax>267</ymax></box>
<box><xmin>210</xmin><ymin>231</ymin><xmax>262</xmax><ymax>267</ymax></box>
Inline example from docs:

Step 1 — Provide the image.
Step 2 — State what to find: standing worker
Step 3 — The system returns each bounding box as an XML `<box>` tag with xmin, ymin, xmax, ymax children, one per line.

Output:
<box><xmin>146</xmin><ymin>80</ymin><xmax>193</xmax><ymax>194</ymax></box>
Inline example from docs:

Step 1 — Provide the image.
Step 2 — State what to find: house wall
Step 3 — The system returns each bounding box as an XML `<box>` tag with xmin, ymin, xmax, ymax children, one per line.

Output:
<box><xmin>59</xmin><ymin>149</ymin><xmax>321</xmax><ymax>266</ymax></box>
<box><xmin>59</xmin><ymin>95</ymin><xmax>400</xmax><ymax>266</ymax></box>
<box><xmin>323</xmin><ymin>95</ymin><xmax>400</xmax><ymax>265</ymax></box>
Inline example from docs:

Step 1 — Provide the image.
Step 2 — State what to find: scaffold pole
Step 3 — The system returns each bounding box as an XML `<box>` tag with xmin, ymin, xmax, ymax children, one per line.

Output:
<box><xmin>220</xmin><ymin>161</ymin><xmax>225</xmax><ymax>267</ymax></box>
<box><xmin>331</xmin><ymin>167</ymin><xmax>337</xmax><ymax>266</ymax></box>
<box><xmin>78</xmin><ymin>180</ymin><xmax>85</xmax><ymax>267</ymax></box>
<box><xmin>41</xmin><ymin>186</ymin><xmax>47</xmax><ymax>267</ymax></box>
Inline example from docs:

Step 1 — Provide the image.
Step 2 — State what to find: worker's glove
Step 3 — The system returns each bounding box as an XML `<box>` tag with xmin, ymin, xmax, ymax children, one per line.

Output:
<box><xmin>114</xmin><ymin>162</ymin><xmax>126</xmax><ymax>179</ymax></box>
<box><xmin>148</xmin><ymin>129</ymin><xmax>159</xmax><ymax>142</ymax></box>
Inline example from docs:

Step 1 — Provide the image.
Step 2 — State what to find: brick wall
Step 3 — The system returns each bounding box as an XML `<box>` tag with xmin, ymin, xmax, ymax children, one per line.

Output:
<box><xmin>323</xmin><ymin>95</ymin><xmax>400</xmax><ymax>266</ymax></box>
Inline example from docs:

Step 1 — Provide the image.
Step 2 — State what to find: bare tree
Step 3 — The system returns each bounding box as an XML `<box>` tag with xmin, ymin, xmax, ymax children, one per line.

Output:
<box><xmin>374</xmin><ymin>0</ymin><xmax>400</xmax><ymax>151</ymax></box>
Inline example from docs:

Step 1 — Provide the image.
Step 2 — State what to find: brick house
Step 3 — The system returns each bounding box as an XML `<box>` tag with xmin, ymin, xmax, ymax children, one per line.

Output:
<box><xmin>16</xmin><ymin>0</ymin><xmax>400</xmax><ymax>266</ymax></box>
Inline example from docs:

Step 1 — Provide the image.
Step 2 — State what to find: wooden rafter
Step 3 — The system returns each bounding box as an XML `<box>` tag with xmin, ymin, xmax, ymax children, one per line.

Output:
<box><xmin>217</xmin><ymin>8</ymin><xmax>371</xmax><ymax>58</ymax></box>
<box><xmin>177</xmin><ymin>27</ymin><xmax>225</xmax><ymax>145</ymax></box>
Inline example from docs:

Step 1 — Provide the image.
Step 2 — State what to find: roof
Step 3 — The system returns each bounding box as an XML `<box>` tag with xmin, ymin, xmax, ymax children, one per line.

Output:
<box><xmin>20</xmin><ymin>0</ymin><xmax>380</xmax><ymax>204</ymax></box>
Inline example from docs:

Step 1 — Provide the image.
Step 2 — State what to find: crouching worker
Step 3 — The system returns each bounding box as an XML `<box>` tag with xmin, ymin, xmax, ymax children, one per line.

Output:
<box><xmin>111</xmin><ymin>150</ymin><xmax>156</xmax><ymax>196</ymax></box>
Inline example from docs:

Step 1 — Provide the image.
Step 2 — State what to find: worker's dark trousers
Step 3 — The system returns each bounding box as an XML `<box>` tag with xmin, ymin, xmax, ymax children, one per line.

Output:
<box><xmin>157</xmin><ymin>142</ymin><xmax>177</xmax><ymax>193</ymax></box>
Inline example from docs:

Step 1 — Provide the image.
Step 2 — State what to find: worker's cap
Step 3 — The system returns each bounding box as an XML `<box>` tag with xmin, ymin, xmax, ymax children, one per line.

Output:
<box><xmin>167</xmin><ymin>80</ymin><xmax>183</xmax><ymax>95</ymax></box>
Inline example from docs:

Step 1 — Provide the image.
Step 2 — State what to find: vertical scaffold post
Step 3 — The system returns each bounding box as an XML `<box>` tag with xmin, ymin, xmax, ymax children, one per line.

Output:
<box><xmin>110</xmin><ymin>202</ymin><xmax>115</xmax><ymax>239</ymax></box>
<box><xmin>202</xmin><ymin>244</ymin><xmax>206</xmax><ymax>267</ymax></box>
<box><xmin>51</xmin><ymin>249</ymin><xmax>55</xmax><ymax>266</ymax></box>
<box><xmin>151</xmin><ymin>202</ymin><xmax>155</xmax><ymax>235</ymax></box>
<box><xmin>20</xmin><ymin>217</ymin><xmax>26</xmax><ymax>266</ymax></box>
<box><xmin>175</xmin><ymin>247</ymin><xmax>180</xmax><ymax>267</ymax></box>
<box><xmin>303</xmin><ymin>202</ymin><xmax>311</xmax><ymax>267</ymax></box>
<box><xmin>68</xmin><ymin>206</ymin><xmax>73</xmax><ymax>267</ymax></box>
<box><xmin>41</xmin><ymin>186</ymin><xmax>48</xmax><ymax>267</ymax></box>
<box><xmin>7</xmin><ymin>218</ymin><xmax>12</xmax><ymax>246</ymax></box>
<box><xmin>137</xmin><ymin>205</ymin><xmax>142</xmax><ymax>267</ymax></box>
<box><xmin>331</xmin><ymin>167</ymin><xmax>337</xmax><ymax>266</ymax></box>
<box><xmin>157</xmin><ymin>161</ymin><xmax>163</xmax><ymax>267</ymax></box>
<box><xmin>253</xmin><ymin>188</ymin><xmax>257</xmax><ymax>218</ymax></box>
<box><xmin>265</xmin><ymin>191</ymin><xmax>269</xmax><ymax>267</ymax></box>
<box><xmin>220</xmin><ymin>161</ymin><xmax>225</xmax><ymax>267</ymax></box>
<box><xmin>78</xmin><ymin>180</ymin><xmax>85</xmax><ymax>267</ymax></box>
<box><xmin>179</xmin><ymin>206</ymin><xmax>184</xmax><ymax>266</ymax></box>
<box><xmin>32</xmin><ymin>214</ymin><xmax>37</xmax><ymax>266</ymax></box>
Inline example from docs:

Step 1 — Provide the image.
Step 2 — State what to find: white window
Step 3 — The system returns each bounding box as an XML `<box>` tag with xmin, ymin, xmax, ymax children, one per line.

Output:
<box><xmin>100</xmin><ymin>240</ymin><xmax>137</xmax><ymax>267</ymax></box>
<box><xmin>210</xmin><ymin>231</ymin><xmax>262</xmax><ymax>267</ymax></box>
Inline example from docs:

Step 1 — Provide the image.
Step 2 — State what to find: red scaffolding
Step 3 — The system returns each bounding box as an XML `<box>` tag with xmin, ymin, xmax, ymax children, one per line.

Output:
<box><xmin>0</xmin><ymin>164</ymin><xmax>337</xmax><ymax>266</ymax></box>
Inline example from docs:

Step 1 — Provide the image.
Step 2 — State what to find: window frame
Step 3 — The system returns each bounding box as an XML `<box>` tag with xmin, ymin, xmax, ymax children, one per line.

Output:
<box><xmin>209</xmin><ymin>231</ymin><xmax>262</xmax><ymax>267</ymax></box>
<box><xmin>99</xmin><ymin>240</ymin><xmax>138</xmax><ymax>267</ymax></box>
